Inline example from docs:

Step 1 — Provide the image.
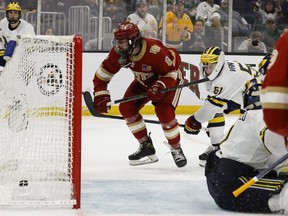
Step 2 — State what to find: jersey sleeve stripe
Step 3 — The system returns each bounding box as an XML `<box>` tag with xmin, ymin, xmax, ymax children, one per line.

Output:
<box><xmin>207</xmin><ymin>96</ymin><xmax>228</xmax><ymax>108</ymax></box>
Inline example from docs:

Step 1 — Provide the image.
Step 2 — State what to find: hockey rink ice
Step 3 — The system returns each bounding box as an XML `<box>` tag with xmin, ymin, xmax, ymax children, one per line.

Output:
<box><xmin>0</xmin><ymin>114</ymin><xmax>285</xmax><ymax>216</ymax></box>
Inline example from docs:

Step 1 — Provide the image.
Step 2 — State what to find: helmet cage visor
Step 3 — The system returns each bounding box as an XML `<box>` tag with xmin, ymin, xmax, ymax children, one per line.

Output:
<box><xmin>112</xmin><ymin>38</ymin><xmax>133</xmax><ymax>57</ymax></box>
<box><xmin>113</xmin><ymin>22</ymin><xmax>141</xmax><ymax>57</ymax></box>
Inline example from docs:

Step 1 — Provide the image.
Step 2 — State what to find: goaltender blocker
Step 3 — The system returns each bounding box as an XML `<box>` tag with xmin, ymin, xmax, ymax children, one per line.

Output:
<box><xmin>93</xmin><ymin>21</ymin><xmax>187</xmax><ymax>168</ymax></box>
<box><xmin>205</xmin><ymin>79</ymin><xmax>288</xmax><ymax>213</ymax></box>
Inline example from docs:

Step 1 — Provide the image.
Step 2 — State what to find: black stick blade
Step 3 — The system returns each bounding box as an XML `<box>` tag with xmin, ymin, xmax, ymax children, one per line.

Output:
<box><xmin>82</xmin><ymin>91</ymin><xmax>125</xmax><ymax>120</ymax></box>
<box><xmin>82</xmin><ymin>91</ymin><xmax>100</xmax><ymax>117</ymax></box>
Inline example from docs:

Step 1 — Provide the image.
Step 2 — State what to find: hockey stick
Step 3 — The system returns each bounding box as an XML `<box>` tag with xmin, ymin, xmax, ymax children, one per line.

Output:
<box><xmin>83</xmin><ymin>92</ymin><xmax>208</xmax><ymax>131</ymax></box>
<box><xmin>83</xmin><ymin>91</ymin><xmax>208</xmax><ymax>131</ymax></box>
<box><xmin>233</xmin><ymin>152</ymin><xmax>288</xmax><ymax>197</ymax></box>
<box><xmin>82</xmin><ymin>91</ymin><xmax>186</xmax><ymax>127</ymax></box>
<box><xmin>110</xmin><ymin>77</ymin><xmax>209</xmax><ymax>105</ymax></box>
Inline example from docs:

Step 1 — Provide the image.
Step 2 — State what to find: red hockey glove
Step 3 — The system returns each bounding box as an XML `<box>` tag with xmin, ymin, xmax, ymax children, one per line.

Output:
<box><xmin>184</xmin><ymin>115</ymin><xmax>202</xmax><ymax>135</ymax></box>
<box><xmin>93</xmin><ymin>90</ymin><xmax>111</xmax><ymax>113</ymax></box>
<box><xmin>147</xmin><ymin>81</ymin><xmax>165</xmax><ymax>102</ymax></box>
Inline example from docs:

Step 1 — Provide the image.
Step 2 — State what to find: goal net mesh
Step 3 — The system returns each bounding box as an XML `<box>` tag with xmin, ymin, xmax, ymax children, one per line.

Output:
<box><xmin>0</xmin><ymin>35</ymin><xmax>81</xmax><ymax>208</ymax></box>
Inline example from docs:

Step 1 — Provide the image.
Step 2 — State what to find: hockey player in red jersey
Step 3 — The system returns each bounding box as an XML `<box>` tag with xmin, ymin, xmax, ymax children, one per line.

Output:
<box><xmin>261</xmin><ymin>31</ymin><xmax>288</xmax><ymax>137</ymax></box>
<box><xmin>93</xmin><ymin>21</ymin><xmax>187</xmax><ymax>168</ymax></box>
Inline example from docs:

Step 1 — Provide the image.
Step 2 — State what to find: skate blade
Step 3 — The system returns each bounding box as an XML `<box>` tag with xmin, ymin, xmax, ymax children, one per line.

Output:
<box><xmin>129</xmin><ymin>155</ymin><xmax>159</xmax><ymax>166</ymax></box>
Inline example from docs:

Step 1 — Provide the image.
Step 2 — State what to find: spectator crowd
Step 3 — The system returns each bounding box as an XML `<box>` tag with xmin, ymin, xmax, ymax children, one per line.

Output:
<box><xmin>3</xmin><ymin>0</ymin><xmax>288</xmax><ymax>52</ymax></box>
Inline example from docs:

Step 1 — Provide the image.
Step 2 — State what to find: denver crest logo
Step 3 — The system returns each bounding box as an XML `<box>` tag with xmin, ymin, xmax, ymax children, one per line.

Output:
<box><xmin>149</xmin><ymin>44</ymin><xmax>160</xmax><ymax>54</ymax></box>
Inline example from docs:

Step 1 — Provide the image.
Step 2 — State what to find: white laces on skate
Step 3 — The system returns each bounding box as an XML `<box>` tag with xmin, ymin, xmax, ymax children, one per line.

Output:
<box><xmin>171</xmin><ymin>149</ymin><xmax>185</xmax><ymax>162</ymax></box>
<box><xmin>131</xmin><ymin>144</ymin><xmax>143</xmax><ymax>156</ymax></box>
<box><xmin>163</xmin><ymin>141</ymin><xmax>187</xmax><ymax>168</ymax></box>
<box><xmin>163</xmin><ymin>141</ymin><xmax>182</xmax><ymax>156</ymax></box>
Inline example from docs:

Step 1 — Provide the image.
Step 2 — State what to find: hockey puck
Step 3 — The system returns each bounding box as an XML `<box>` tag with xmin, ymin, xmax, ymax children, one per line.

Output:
<box><xmin>19</xmin><ymin>180</ymin><xmax>28</xmax><ymax>187</ymax></box>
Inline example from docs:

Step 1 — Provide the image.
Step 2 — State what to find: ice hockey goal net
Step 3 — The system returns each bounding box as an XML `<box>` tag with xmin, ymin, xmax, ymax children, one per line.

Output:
<box><xmin>0</xmin><ymin>35</ymin><xmax>82</xmax><ymax>208</ymax></box>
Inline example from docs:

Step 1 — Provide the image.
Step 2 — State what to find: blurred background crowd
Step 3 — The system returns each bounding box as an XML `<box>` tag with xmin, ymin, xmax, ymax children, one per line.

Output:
<box><xmin>4</xmin><ymin>0</ymin><xmax>288</xmax><ymax>53</ymax></box>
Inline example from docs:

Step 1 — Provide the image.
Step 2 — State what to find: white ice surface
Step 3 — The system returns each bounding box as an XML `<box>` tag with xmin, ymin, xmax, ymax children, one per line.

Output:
<box><xmin>0</xmin><ymin>114</ymin><xmax>284</xmax><ymax>216</ymax></box>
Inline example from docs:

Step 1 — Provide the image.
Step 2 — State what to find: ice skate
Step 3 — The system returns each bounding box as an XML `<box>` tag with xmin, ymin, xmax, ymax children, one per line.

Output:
<box><xmin>129</xmin><ymin>136</ymin><xmax>158</xmax><ymax>166</ymax></box>
<box><xmin>164</xmin><ymin>142</ymin><xmax>187</xmax><ymax>168</ymax></box>
<box><xmin>171</xmin><ymin>147</ymin><xmax>187</xmax><ymax>168</ymax></box>
<box><xmin>199</xmin><ymin>144</ymin><xmax>219</xmax><ymax>167</ymax></box>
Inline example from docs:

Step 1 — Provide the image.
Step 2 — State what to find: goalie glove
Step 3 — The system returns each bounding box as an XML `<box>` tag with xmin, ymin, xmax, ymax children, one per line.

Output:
<box><xmin>184</xmin><ymin>115</ymin><xmax>202</xmax><ymax>135</ymax></box>
<box><xmin>147</xmin><ymin>81</ymin><xmax>165</xmax><ymax>102</ymax></box>
<box><xmin>93</xmin><ymin>90</ymin><xmax>111</xmax><ymax>113</ymax></box>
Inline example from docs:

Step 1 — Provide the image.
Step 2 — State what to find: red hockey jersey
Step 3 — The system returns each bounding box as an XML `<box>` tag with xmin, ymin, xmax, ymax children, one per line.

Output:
<box><xmin>93</xmin><ymin>37</ymin><xmax>182</xmax><ymax>92</ymax></box>
<box><xmin>261</xmin><ymin>32</ymin><xmax>288</xmax><ymax>137</ymax></box>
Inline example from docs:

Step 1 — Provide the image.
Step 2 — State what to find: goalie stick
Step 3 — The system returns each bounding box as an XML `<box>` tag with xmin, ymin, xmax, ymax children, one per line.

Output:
<box><xmin>233</xmin><ymin>152</ymin><xmax>288</xmax><ymax>197</ymax></box>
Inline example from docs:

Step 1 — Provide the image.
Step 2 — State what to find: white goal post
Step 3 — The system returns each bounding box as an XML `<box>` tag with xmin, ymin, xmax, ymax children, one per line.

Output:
<box><xmin>0</xmin><ymin>35</ymin><xmax>82</xmax><ymax>208</ymax></box>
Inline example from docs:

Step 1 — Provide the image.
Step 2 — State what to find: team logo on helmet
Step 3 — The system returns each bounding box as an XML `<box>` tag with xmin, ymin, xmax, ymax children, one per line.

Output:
<box><xmin>6</xmin><ymin>2</ymin><xmax>22</xmax><ymax>24</ymax></box>
<box><xmin>200</xmin><ymin>46</ymin><xmax>225</xmax><ymax>81</ymax></box>
<box><xmin>6</xmin><ymin>2</ymin><xmax>22</xmax><ymax>11</ymax></box>
<box><xmin>114</xmin><ymin>21</ymin><xmax>140</xmax><ymax>41</ymax></box>
<box><xmin>201</xmin><ymin>46</ymin><xmax>222</xmax><ymax>65</ymax></box>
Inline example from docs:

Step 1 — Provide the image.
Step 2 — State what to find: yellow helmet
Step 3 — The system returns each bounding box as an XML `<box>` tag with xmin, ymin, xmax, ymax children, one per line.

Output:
<box><xmin>200</xmin><ymin>46</ymin><xmax>225</xmax><ymax>81</ymax></box>
<box><xmin>201</xmin><ymin>46</ymin><xmax>222</xmax><ymax>65</ymax></box>
<box><xmin>258</xmin><ymin>53</ymin><xmax>271</xmax><ymax>76</ymax></box>
<box><xmin>6</xmin><ymin>2</ymin><xmax>22</xmax><ymax>12</ymax></box>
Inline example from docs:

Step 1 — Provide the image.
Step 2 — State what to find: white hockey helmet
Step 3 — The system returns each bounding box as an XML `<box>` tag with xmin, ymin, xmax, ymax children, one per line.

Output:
<box><xmin>199</xmin><ymin>46</ymin><xmax>225</xmax><ymax>81</ymax></box>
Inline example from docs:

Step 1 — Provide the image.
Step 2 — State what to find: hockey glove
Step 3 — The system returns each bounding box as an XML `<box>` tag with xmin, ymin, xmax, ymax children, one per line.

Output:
<box><xmin>147</xmin><ymin>81</ymin><xmax>165</xmax><ymax>102</ymax></box>
<box><xmin>93</xmin><ymin>90</ymin><xmax>111</xmax><ymax>113</ymax></box>
<box><xmin>184</xmin><ymin>115</ymin><xmax>202</xmax><ymax>135</ymax></box>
